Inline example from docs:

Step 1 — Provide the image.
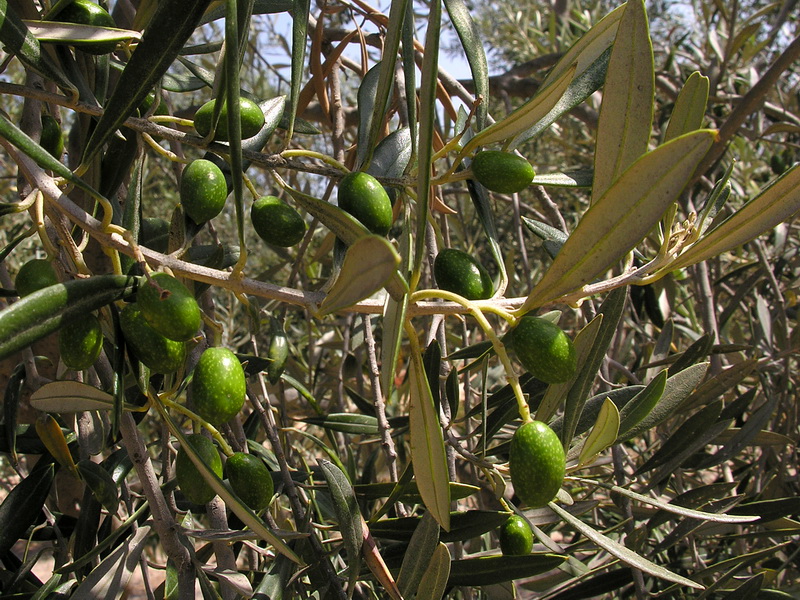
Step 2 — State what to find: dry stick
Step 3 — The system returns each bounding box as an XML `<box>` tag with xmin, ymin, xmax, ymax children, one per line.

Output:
<box><xmin>119</xmin><ymin>412</ymin><xmax>195</xmax><ymax>600</ymax></box>
<box><xmin>693</xmin><ymin>260</ymin><xmax>722</xmax><ymax>376</ymax></box>
<box><xmin>361</xmin><ymin>315</ymin><xmax>400</xmax><ymax>485</ymax></box>
<box><xmin>246</xmin><ymin>378</ymin><xmax>348</xmax><ymax>600</ymax></box>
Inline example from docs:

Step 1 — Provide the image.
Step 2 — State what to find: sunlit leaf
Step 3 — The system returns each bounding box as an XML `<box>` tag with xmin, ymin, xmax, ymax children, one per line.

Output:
<box><xmin>408</xmin><ymin>352</ymin><xmax>451</xmax><ymax>531</ymax></box>
<box><xmin>30</xmin><ymin>381</ymin><xmax>117</xmax><ymax>412</ymax></box>
<box><xmin>444</xmin><ymin>0</ymin><xmax>489</xmax><ymax>128</ymax></box>
<box><xmin>397</xmin><ymin>512</ymin><xmax>440</xmax><ymax>598</ymax></box>
<box><xmin>578</xmin><ymin>398</ymin><xmax>620</xmax><ymax>466</ymax></box>
<box><xmin>520</xmin><ymin>130</ymin><xmax>716</xmax><ymax>312</ymax></box>
<box><xmin>318</xmin><ymin>236</ymin><xmax>401</xmax><ymax>315</ymax></box>
<box><xmin>592</xmin><ymin>0</ymin><xmax>655</xmax><ymax>203</ymax></box>
<box><xmin>550</xmin><ymin>503</ymin><xmax>703</xmax><ymax>589</ymax></box>
<box><xmin>664</xmin><ymin>71</ymin><xmax>709</xmax><ymax>141</ymax></box>
<box><xmin>416</xmin><ymin>543</ymin><xmax>451</xmax><ymax>599</ymax></box>
<box><xmin>319</xmin><ymin>460</ymin><xmax>363</xmax><ymax>593</ymax></box>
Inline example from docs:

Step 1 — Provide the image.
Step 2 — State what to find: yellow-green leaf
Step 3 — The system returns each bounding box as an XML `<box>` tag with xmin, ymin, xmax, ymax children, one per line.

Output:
<box><xmin>667</xmin><ymin>164</ymin><xmax>800</xmax><ymax>273</ymax></box>
<box><xmin>416</xmin><ymin>542</ymin><xmax>451</xmax><ymax>600</ymax></box>
<box><xmin>318</xmin><ymin>236</ymin><xmax>401</xmax><ymax>316</ymax></box>
<box><xmin>25</xmin><ymin>20</ymin><xmax>141</xmax><ymax>45</ymax></box>
<box><xmin>409</xmin><ymin>352</ymin><xmax>451</xmax><ymax>531</ymax></box>
<box><xmin>30</xmin><ymin>381</ymin><xmax>116</xmax><ymax>412</ymax></box>
<box><xmin>664</xmin><ymin>71</ymin><xmax>709</xmax><ymax>142</ymax></box>
<box><xmin>578</xmin><ymin>397</ymin><xmax>620</xmax><ymax>467</ymax></box>
<box><xmin>540</xmin><ymin>3</ymin><xmax>625</xmax><ymax>90</ymax></box>
<box><xmin>520</xmin><ymin>129</ymin><xmax>716</xmax><ymax>312</ymax></box>
<box><xmin>592</xmin><ymin>0</ymin><xmax>654</xmax><ymax>204</ymax></box>
<box><xmin>462</xmin><ymin>64</ymin><xmax>576</xmax><ymax>154</ymax></box>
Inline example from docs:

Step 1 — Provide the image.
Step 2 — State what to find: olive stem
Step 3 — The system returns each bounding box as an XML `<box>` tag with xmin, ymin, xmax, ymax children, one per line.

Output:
<box><xmin>409</xmin><ymin>288</ymin><xmax>531</xmax><ymax>423</ymax></box>
<box><xmin>158</xmin><ymin>395</ymin><xmax>235</xmax><ymax>457</ymax></box>
<box><xmin>141</xmin><ymin>132</ymin><xmax>187</xmax><ymax>164</ymax></box>
<box><xmin>430</xmin><ymin>169</ymin><xmax>472</xmax><ymax>187</ymax></box>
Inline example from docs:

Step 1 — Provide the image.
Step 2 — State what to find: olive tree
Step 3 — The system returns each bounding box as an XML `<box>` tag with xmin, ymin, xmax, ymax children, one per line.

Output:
<box><xmin>0</xmin><ymin>0</ymin><xmax>798</xmax><ymax>598</ymax></box>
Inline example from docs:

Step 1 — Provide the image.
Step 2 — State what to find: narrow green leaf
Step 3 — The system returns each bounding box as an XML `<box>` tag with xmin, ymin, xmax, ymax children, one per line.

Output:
<box><xmin>578</xmin><ymin>397</ymin><xmax>620</xmax><ymax>466</ymax></box>
<box><xmin>412</xmin><ymin>0</ymin><xmax>442</xmax><ymax>291</ymax></box>
<box><xmin>0</xmin><ymin>460</ymin><xmax>55</xmax><ymax>554</ymax></box>
<box><xmin>361</xmin><ymin>0</ymin><xmax>407</xmax><ymax>168</ymax></box>
<box><xmin>560</xmin><ymin>285</ymin><xmax>626</xmax><ymax>446</ymax></box>
<box><xmin>82</xmin><ymin>0</ymin><xmax>214</xmax><ymax>164</ymax></box>
<box><xmin>3</xmin><ymin>363</ymin><xmax>25</xmax><ymax>468</ymax></box>
<box><xmin>536</xmin><ymin>314</ymin><xmax>602</xmax><ymax>424</ymax></box>
<box><xmin>463</xmin><ymin>64</ymin><xmax>576</xmax><ymax>154</ymax></box>
<box><xmin>356</xmin><ymin>63</ymin><xmax>384</xmax><ymax>168</ymax></box>
<box><xmin>549</xmin><ymin>502</ymin><xmax>703</xmax><ymax>589</ymax></box>
<box><xmin>510</xmin><ymin>46</ymin><xmax>611</xmax><ymax>149</ymax></box>
<box><xmin>667</xmin><ymin>164</ymin><xmax>800</xmax><ymax>273</ymax></box>
<box><xmin>664</xmin><ymin>71</ymin><xmax>709</xmax><ymax>142</ymax></box>
<box><xmin>443</xmin><ymin>0</ymin><xmax>489</xmax><ymax>128</ymax></box>
<box><xmin>619</xmin><ymin>362</ymin><xmax>709</xmax><ymax>442</ymax></box>
<box><xmin>540</xmin><ymin>4</ymin><xmax>625</xmax><ymax>90</ymax></box>
<box><xmin>408</xmin><ymin>352</ymin><xmax>451</xmax><ymax>531</ymax></box>
<box><xmin>318</xmin><ymin>236</ymin><xmax>401</xmax><ymax>316</ymax></box>
<box><xmin>720</xmin><ymin>574</ymin><xmax>766</xmax><ymax>600</ymax></box>
<box><xmin>200</xmin><ymin>0</ymin><xmax>292</xmax><ymax>24</ymax></box>
<box><xmin>521</xmin><ymin>130</ymin><xmax>716</xmax><ymax>312</ymax></box>
<box><xmin>0</xmin><ymin>0</ymin><xmax>77</xmax><ymax>94</ymax></box>
<box><xmin>465</xmin><ymin>174</ymin><xmax>508</xmax><ymax>293</ymax></box>
<box><xmin>379</xmin><ymin>296</ymin><xmax>407</xmax><ymax>411</ymax></box>
<box><xmin>416</xmin><ymin>542</ymin><xmax>451</xmax><ymax>599</ymax></box>
<box><xmin>447</xmin><ymin>554</ymin><xmax>566</xmax><ymax>587</ymax></box>
<box><xmin>681</xmin><ymin>358</ymin><xmax>758</xmax><ymax>411</ymax></box>
<box><xmin>592</xmin><ymin>0</ymin><xmax>655</xmax><ymax>204</ymax></box>
<box><xmin>0</xmin><ymin>275</ymin><xmax>138</xmax><ymax>362</ymax></box>
<box><xmin>302</xmin><ymin>413</ymin><xmax>382</xmax><ymax>435</ymax></box>
<box><xmin>319</xmin><ymin>460</ymin><xmax>363</xmax><ymax>594</ymax></box>
<box><xmin>637</xmin><ymin>401</ymin><xmax>723</xmax><ymax>474</ymax></box>
<box><xmin>366</xmin><ymin>127</ymin><xmax>413</xmax><ymax>180</ymax></box>
<box><xmin>77</xmin><ymin>459</ymin><xmax>119</xmax><ymax>514</ymax></box>
<box><xmin>572</xmin><ymin>479</ymin><xmax>757</xmax><ymax>524</ymax></box>
<box><xmin>286</xmin><ymin>0</ymin><xmax>310</xmax><ymax>140</ymax></box>
<box><xmin>668</xmin><ymin>333</ymin><xmax>714</xmax><ymax>375</ymax></box>
<box><xmin>617</xmin><ymin>369</ymin><xmax>667</xmax><ymax>440</ymax></box>
<box><xmin>397</xmin><ymin>512</ymin><xmax>440</xmax><ymax>598</ymax></box>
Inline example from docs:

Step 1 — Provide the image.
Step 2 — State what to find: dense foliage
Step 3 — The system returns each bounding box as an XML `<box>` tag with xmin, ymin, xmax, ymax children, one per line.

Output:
<box><xmin>0</xmin><ymin>0</ymin><xmax>798</xmax><ymax>598</ymax></box>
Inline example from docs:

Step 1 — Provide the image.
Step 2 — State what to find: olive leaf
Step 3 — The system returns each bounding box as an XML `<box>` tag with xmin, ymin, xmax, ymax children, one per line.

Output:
<box><xmin>318</xmin><ymin>236</ymin><xmax>401</xmax><ymax>316</ymax></box>
<box><xmin>577</xmin><ymin>398</ymin><xmax>620</xmax><ymax>467</ymax></box>
<box><xmin>397</xmin><ymin>511</ymin><xmax>440</xmax><ymax>598</ymax></box>
<box><xmin>408</xmin><ymin>352</ymin><xmax>451</xmax><ymax>531</ymax></box>
<box><xmin>319</xmin><ymin>460</ymin><xmax>363</xmax><ymax>595</ymax></box>
<box><xmin>520</xmin><ymin>130</ymin><xmax>716</xmax><ymax>312</ymax></box>
<box><xmin>447</xmin><ymin>554</ymin><xmax>567</xmax><ymax>587</ymax></box>
<box><xmin>665</xmin><ymin>164</ymin><xmax>800</xmax><ymax>274</ymax></box>
<box><xmin>592</xmin><ymin>0</ymin><xmax>655</xmax><ymax>204</ymax></box>
<box><xmin>24</xmin><ymin>20</ymin><xmax>140</xmax><ymax>45</ymax></box>
<box><xmin>0</xmin><ymin>459</ymin><xmax>55</xmax><ymax>554</ymax></box>
<box><xmin>416</xmin><ymin>543</ymin><xmax>451</xmax><ymax>600</ymax></box>
<box><xmin>664</xmin><ymin>71</ymin><xmax>710</xmax><ymax>141</ymax></box>
<box><xmin>549</xmin><ymin>502</ymin><xmax>703</xmax><ymax>589</ymax></box>
<box><xmin>30</xmin><ymin>381</ymin><xmax>122</xmax><ymax>413</ymax></box>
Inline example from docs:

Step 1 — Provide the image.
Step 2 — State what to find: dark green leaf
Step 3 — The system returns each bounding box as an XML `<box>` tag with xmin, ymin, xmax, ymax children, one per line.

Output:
<box><xmin>319</xmin><ymin>460</ymin><xmax>362</xmax><ymax>590</ymax></box>
<box><xmin>366</xmin><ymin>127</ymin><xmax>413</xmax><ymax>180</ymax></box>
<box><xmin>82</xmin><ymin>0</ymin><xmax>214</xmax><ymax>164</ymax></box>
<box><xmin>397</xmin><ymin>512</ymin><xmax>440</xmax><ymax>598</ymax></box>
<box><xmin>447</xmin><ymin>554</ymin><xmax>566</xmax><ymax>586</ymax></box>
<box><xmin>617</xmin><ymin>370</ymin><xmax>667</xmax><ymax>441</ymax></box>
<box><xmin>371</xmin><ymin>510</ymin><xmax>509</xmax><ymax>543</ymax></box>
<box><xmin>0</xmin><ymin>460</ymin><xmax>55</xmax><ymax>554</ymax></box>
<box><xmin>77</xmin><ymin>459</ymin><xmax>119</xmax><ymax>513</ymax></box>
<box><xmin>522</xmin><ymin>217</ymin><xmax>568</xmax><ymax>259</ymax></box>
<box><xmin>3</xmin><ymin>363</ymin><xmax>25</xmax><ymax>468</ymax></box>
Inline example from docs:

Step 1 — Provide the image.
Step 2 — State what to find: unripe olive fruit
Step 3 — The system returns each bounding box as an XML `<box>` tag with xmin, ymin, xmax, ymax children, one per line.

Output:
<box><xmin>15</xmin><ymin>259</ymin><xmax>58</xmax><ymax>297</ymax></box>
<box><xmin>175</xmin><ymin>434</ymin><xmax>222</xmax><ymax>505</ymax></box>
<box><xmin>53</xmin><ymin>0</ymin><xmax>118</xmax><ymax>54</ymax></box>
<box><xmin>180</xmin><ymin>159</ymin><xmax>228</xmax><ymax>224</ymax></box>
<box><xmin>471</xmin><ymin>150</ymin><xmax>535</xmax><ymax>194</ymax></box>
<box><xmin>137</xmin><ymin>272</ymin><xmax>201</xmax><ymax>342</ymax></box>
<box><xmin>251</xmin><ymin>196</ymin><xmax>306</xmax><ymax>247</ymax></box>
<box><xmin>59</xmin><ymin>313</ymin><xmax>104</xmax><ymax>370</ymax></box>
<box><xmin>190</xmin><ymin>347</ymin><xmax>246</xmax><ymax>427</ymax></box>
<box><xmin>509</xmin><ymin>420</ymin><xmax>565</xmax><ymax>508</ymax></box>
<box><xmin>193</xmin><ymin>97</ymin><xmax>265</xmax><ymax>141</ymax></box>
<box><xmin>433</xmin><ymin>248</ymin><xmax>493</xmax><ymax>300</ymax></box>
<box><xmin>337</xmin><ymin>172</ymin><xmax>393</xmax><ymax>236</ymax></box>
<box><xmin>119</xmin><ymin>303</ymin><xmax>186</xmax><ymax>374</ymax></box>
<box><xmin>498</xmin><ymin>515</ymin><xmax>534</xmax><ymax>556</ymax></box>
<box><xmin>226</xmin><ymin>452</ymin><xmax>274</xmax><ymax>511</ymax></box>
<box><xmin>511</xmin><ymin>316</ymin><xmax>577</xmax><ymax>384</ymax></box>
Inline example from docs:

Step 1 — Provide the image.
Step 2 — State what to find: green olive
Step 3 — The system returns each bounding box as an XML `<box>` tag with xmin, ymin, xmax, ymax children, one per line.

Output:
<box><xmin>337</xmin><ymin>172</ymin><xmax>393</xmax><ymax>236</ymax></box>
<box><xmin>175</xmin><ymin>434</ymin><xmax>222</xmax><ymax>505</ymax></box>
<box><xmin>251</xmin><ymin>196</ymin><xmax>306</xmax><ymax>247</ymax></box>
<box><xmin>509</xmin><ymin>420</ymin><xmax>565</xmax><ymax>508</ymax></box>
<box><xmin>511</xmin><ymin>316</ymin><xmax>577</xmax><ymax>384</ymax></box>
<box><xmin>136</xmin><ymin>272</ymin><xmax>201</xmax><ymax>342</ymax></box>
<box><xmin>190</xmin><ymin>347</ymin><xmax>246</xmax><ymax>426</ymax></box>
<box><xmin>433</xmin><ymin>248</ymin><xmax>493</xmax><ymax>300</ymax></box>
<box><xmin>471</xmin><ymin>150</ymin><xmax>535</xmax><ymax>194</ymax></box>
<box><xmin>180</xmin><ymin>159</ymin><xmax>228</xmax><ymax>224</ymax></box>
<box><xmin>193</xmin><ymin>97</ymin><xmax>265</xmax><ymax>141</ymax></box>
<box><xmin>15</xmin><ymin>259</ymin><xmax>58</xmax><ymax>297</ymax></box>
